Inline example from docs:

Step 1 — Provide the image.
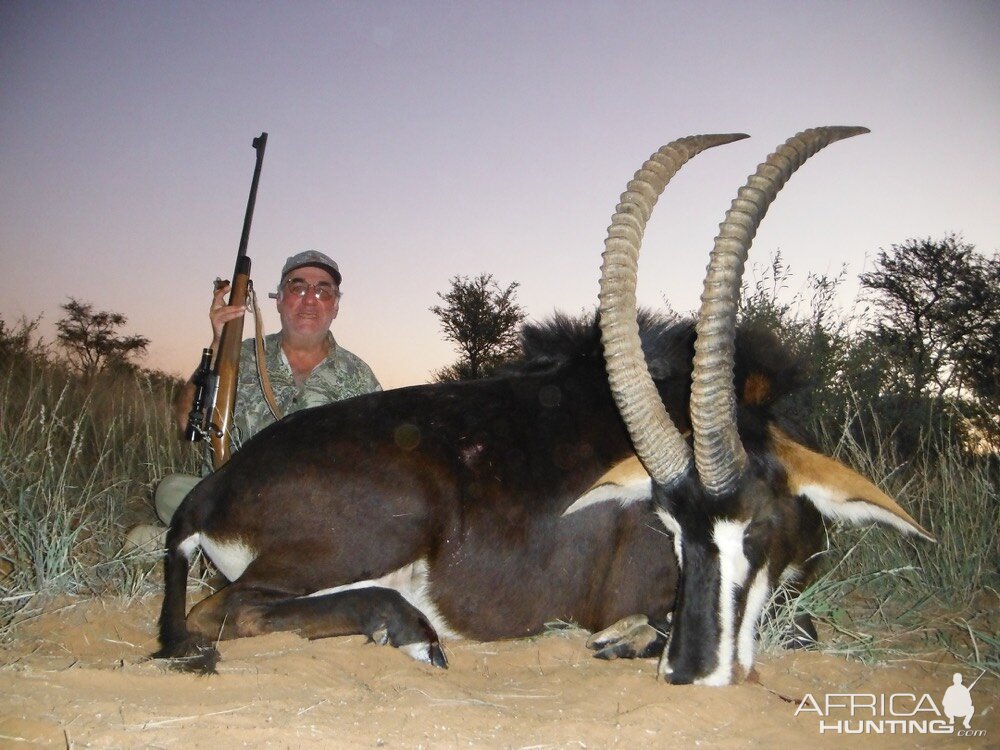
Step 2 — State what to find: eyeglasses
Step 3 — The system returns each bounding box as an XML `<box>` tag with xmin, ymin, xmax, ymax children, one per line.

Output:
<box><xmin>279</xmin><ymin>279</ymin><xmax>340</xmax><ymax>302</ymax></box>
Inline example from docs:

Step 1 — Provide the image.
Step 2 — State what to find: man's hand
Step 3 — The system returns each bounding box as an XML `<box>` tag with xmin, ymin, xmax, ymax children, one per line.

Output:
<box><xmin>210</xmin><ymin>280</ymin><xmax>246</xmax><ymax>346</ymax></box>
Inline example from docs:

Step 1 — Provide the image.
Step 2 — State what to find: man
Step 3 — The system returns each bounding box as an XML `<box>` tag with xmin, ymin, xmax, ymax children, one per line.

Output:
<box><xmin>127</xmin><ymin>250</ymin><xmax>380</xmax><ymax>549</ymax></box>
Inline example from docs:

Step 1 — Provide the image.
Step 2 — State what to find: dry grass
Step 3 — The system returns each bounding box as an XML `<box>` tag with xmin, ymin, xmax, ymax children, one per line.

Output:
<box><xmin>0</xmin><ymin>348</ymin><xmax>198</xmax><ymax>639</ymax></box>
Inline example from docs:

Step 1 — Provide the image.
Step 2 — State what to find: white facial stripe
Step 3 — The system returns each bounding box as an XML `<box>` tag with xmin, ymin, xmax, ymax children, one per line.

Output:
<box><xmin>562</xmin><ymin>478</ymin><xmax>652</xmax><ymax>515</ymax></box>
<box><xmin>307</xmin><ymin>559</ymin><xmax>459</xmax><ymax>640</ymax></box>
<box><xmin>654</xmin><ymin>506</ymin><xmax>682</xmax><ymax>683</ymax></box>
<box><xmin>655</xmin><ymin>508</ymin><xmax>684</xmax><ymax>569</ymax></box>
<box><xmin>696</xmin><ymin>519</ymin><xmax>750</xmax><ymax>687</ymax></box>
<box><xmin>737</xmin><ymin>568</ymin><xmax>770</xmax><ymax>672</ymax></box>
<box><xmin>198</xmin><ymin>534</ymin><xmax>258</xmax><ymax>581</ymax></box>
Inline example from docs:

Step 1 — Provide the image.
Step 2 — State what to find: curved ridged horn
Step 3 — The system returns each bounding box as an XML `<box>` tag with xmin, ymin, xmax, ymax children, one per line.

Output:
<box><xmin>599</xmin><ymin>133</ymin><xmax>749</xmax><ymax>487</ymax></box>
<box><xmin>691</xmin><ymin>126</ymin><xmax>870</xmax><ymax>495</ymax></box>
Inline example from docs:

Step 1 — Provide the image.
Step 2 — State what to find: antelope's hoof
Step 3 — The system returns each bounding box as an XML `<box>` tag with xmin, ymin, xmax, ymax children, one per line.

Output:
<box><xmin>588</xmin><ymin>614</ymin><xmax>669</xmax><ymax>660</ymax></box>
<box><xmin>152</xmin><ymin>637</ymin><xmax>219</xmax><ymax>675</ymax></box>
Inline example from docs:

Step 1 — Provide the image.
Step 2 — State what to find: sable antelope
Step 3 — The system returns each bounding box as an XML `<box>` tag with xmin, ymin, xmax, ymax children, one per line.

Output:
<box><xmin>593</xmin><ymin>126</ymin><xmax>934</xmax><ymax>685</ymax></box>
<box><xmin>154</xmin><ymin>127</ymin><xmax>932</xmax><ymax>680</ymax></box>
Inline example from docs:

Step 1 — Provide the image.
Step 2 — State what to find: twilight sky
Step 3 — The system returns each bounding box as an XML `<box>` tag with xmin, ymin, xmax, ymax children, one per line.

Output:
<box><xmin>2</xmin><ymin>1</ymin><xmax>997</xmax><ymax>388</ymax></box>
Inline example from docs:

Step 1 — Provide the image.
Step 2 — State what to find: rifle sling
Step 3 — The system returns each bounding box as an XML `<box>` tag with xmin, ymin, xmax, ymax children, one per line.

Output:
<box><xmin>250</xmin><ymin>283</ymin><xmax>285</xmax><ymax>422</ymax></box>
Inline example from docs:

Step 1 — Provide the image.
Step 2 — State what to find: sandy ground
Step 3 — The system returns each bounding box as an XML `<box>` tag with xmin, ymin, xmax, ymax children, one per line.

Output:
<box><xmin>0</xmin><ymin>595</ymin><xmax>996</xmax><ymax>749</ymax></box>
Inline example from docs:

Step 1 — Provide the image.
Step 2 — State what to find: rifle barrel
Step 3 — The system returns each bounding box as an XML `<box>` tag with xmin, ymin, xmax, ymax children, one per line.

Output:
<box><xmin>234</xmin><ymin>132</ymin><xmax>268</xmax><ymax>273</ymax></box>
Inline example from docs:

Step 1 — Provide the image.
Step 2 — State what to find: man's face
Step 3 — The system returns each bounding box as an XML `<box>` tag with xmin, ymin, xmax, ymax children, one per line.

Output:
<box><xmin>275</xmin><ymin>265</ymin><xmax>340</xmax><ymax>341</ymax></box>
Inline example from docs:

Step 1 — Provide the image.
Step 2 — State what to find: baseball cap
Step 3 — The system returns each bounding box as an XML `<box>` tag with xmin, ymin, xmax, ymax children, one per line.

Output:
<box><xmin>280</xmin><ymin>250</ymin><xmax>342</xmax><ymax>286</ymax></box>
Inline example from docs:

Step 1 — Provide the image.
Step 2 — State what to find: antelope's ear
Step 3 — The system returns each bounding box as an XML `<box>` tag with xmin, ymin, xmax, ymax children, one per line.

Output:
<box><xmin>769</xmin><ymin>427</ymin><xmax>935</xmax><ymax>542</ymax></box>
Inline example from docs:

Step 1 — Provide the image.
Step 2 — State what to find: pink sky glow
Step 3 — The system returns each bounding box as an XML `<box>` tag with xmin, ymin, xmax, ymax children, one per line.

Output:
<box><xmin>2</xmin><ymin>1</ymin><xmax>997</xmax><ymax>388</ymax></box>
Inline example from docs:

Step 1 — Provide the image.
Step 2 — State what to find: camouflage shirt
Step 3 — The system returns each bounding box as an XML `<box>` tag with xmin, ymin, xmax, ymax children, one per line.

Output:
<box><xmin>229</xmin><ymin>331</ymin><xmax>381</xmax><ymax>451</ymax></box>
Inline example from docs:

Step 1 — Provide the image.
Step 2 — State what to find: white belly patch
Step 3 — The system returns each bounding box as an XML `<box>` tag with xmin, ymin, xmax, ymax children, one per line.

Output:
<box><xmin>306</xmin><ymin>559</ymin><xmax>459</xmax><ymax>640</ymax></box>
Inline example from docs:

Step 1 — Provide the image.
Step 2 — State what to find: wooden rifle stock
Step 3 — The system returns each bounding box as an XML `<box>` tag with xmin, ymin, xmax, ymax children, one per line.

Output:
<box><xmin>204</xmin><ymin>132</ymin><xmax>268</xmax><ymax>469</ymax></box>
<box><xmin>209</xmin><ymin>257</ymin><xmax>251</xmax><ymax>467</ymax></box>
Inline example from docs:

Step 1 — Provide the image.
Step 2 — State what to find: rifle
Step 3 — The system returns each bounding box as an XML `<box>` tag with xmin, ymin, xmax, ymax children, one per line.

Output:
<box><xmin>185</xmin><ymin>132</ymin><xmax>268</xmax><ymax>469</ymax></box>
